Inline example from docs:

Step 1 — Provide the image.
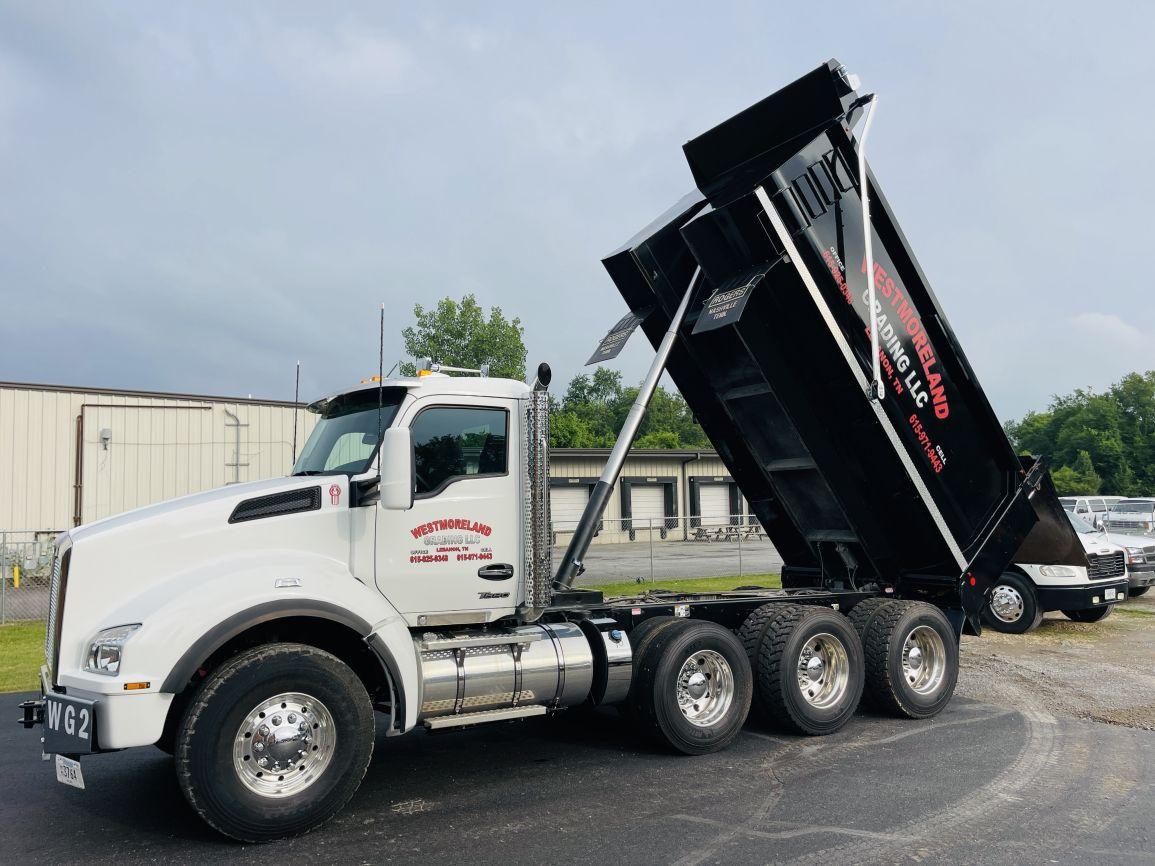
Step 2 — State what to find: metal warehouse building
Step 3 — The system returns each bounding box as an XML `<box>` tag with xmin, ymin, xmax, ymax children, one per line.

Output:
<box><xmin>0</xmin><ymin>381</ymin><xmax>316</xmax><ymax>534</ymax></box>
<box><xmin>1</xmin><ymin>381</ymin><xmax>746</xmax><ymax>540</ymax></box>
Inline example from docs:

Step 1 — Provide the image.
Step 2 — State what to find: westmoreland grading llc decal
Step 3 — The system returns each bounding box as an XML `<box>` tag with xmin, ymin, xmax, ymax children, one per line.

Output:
<box><xmin>408</xmin><ymin>518</ymin><xmax>494</xmax><ymax>565</ymax></box>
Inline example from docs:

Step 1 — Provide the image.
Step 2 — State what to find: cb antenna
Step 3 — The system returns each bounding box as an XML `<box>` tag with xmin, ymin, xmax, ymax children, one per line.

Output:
<box><xmin>377</xmin><ymin>303</ymin><xmax>385</xmax><ymax>463</ymax></box>
<box><xmin>291</xmin><ymin>360</ymin><xmax>301</xmax><ymax>463</ymax></box>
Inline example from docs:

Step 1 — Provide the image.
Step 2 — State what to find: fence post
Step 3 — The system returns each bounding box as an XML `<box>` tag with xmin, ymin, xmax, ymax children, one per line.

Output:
<box><xmin>737</xmin><ymin>516</ymin><xmax>744</xmax><ymax>578</ymax></box>
<box><xmin>1</xmin><ymin>530</ymin><xmax>7</xmax><ymax>626</ymax></box>
<box><xmin>648</xmin><ymin>518</ymin><xmax>655</xmax><ymax>583</ymax></box>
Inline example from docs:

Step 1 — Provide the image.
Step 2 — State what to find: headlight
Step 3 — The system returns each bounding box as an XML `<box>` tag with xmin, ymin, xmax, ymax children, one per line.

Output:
<box><xmin>84</xmin><ymin>624</ymin><xmax>141</xmax><ymax>676</ymax></box>
<box><xmin>1126</xmin><ymin>546</ymin><xmax>1143</xmax><ymax>562</ymax></box>
<box><xmin>1039</xmin><ymin>565</ymin><xmax>1078</xmax><ymax>577</ymax></box>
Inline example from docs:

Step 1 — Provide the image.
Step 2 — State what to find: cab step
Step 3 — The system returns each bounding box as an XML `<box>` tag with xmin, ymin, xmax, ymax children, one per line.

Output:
<box><xmin>424</xmin><ymin>705</ymin><xmax>548</xmax><ymax>730</ymax></box>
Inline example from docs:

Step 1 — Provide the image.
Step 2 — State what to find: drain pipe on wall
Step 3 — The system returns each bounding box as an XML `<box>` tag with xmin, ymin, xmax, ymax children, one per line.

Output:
<box><xmin>222</xmin><ymin>408</ymin><xmax>249</xmax><ymax>485</ymax></box>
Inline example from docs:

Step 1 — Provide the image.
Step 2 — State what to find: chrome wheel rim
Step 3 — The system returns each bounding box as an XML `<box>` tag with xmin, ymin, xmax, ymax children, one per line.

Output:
<box><xmin>990</xmin><ymin>585</ymin><xmax>1024</xmax><ymax>623</ymax></box>
<box><xmin>675</xmin><ymin>650</ymin><xmax>735</xmax><ymax>727</ymax></box>
<box><xmin>231</xmin><ymin>692</ymin><xmax>336</xmax><ymax>798</ymax></box>
<box><xmin>796</xmin><ymin>632</ymin><xmax>850</xmax><ymax>709</ymax></box>
<box><xmin>901</xmin><ymin>625</ymin><xmax>946</xmax><ymax>696</ymax></box>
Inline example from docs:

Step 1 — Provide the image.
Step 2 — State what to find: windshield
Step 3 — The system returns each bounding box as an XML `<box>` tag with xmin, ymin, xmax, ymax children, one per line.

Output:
<box><xmin>1061</xmin><ymin>502</ymin><xmax>1075</xmax><ymax>514</ymax></box>
<box><xmin>1066</xmin><ymin>512</ymin><xmax>1099</xmax><ymax>534</ymax></box>
<box><xmin>1111</xmin><ymin>501</ymin><xmax>1154</xmax><ymax>513</ymax></box>
<box><xmin>292</xmin><ymin>388</ymin><xmax>404</xmax><ymax>476</ymax></box>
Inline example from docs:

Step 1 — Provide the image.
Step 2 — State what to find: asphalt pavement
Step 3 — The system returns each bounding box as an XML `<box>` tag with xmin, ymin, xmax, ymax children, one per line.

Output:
<box><xmin>3</xmin><ymin>691</ymin><xmax>1151</xmax><ymax>864</ymax></box>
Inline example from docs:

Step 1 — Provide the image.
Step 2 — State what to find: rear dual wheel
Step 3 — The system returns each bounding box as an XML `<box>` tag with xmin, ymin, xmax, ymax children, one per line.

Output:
<box><xmin>628</xmin><ymin>619</ymin><xmax>752</xmax><ymax>755</ymax></box>
<box><xmin>859</xmin><ymin>601</ymin><xmax>958</xmax><ymax>719</ymax></box>
<box><xmin>743</xmin><ymin>605</ymin><xmax>864</xmax><ymax>735</ymax></box>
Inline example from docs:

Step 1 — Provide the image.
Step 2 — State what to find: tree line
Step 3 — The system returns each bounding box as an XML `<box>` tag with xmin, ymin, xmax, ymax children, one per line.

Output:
<box><xmin>398</xmin><ymin>294</ymin><xmax>1155</xmax><ymax>484</ymax></box>
<box><xmin>1005</xmin><ymin>372</ymin><xmax>1155</xmax><ymax>496</ymax></box>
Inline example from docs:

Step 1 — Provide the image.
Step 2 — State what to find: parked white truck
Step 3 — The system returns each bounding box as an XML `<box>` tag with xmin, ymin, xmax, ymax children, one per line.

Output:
<box><xmin>19</xmin><ymin>61</ymin><xmax>1088</xmax><ymax>842</ymax></box>
<box><xmin>983</xmin><ymin>512</ymin><xmax>1129</xmax><ymax>633</ymax></box>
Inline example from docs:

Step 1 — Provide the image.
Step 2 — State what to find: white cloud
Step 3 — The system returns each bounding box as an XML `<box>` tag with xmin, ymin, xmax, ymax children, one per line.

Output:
<box><xmin>1069</xmin><ymin>312</ymin><xmax>1152</xmax><ymax>352</ymax></box>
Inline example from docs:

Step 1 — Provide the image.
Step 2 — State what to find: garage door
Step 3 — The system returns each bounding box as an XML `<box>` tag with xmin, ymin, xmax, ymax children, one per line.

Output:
<box><xmin>698</xmin><ymin>484</ymin><xmax>731</xmax><ymax>527</ymax></box>
<box><xmin>550</xmin><ymin>486</ymin><xmax>590</xmax><ymax>532</ymax></box>
<box><xmin>631</xmin><ymin>484</ymin><xmax>666</xmax><ymax>526</ymax></box>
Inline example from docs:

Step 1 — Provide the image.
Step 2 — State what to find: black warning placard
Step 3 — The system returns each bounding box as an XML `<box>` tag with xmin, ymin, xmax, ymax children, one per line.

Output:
<box><xmin>586</xmin><ymin>309</ymin><xmax>648</xmax><ymax>366</ymax></box>
<box><xmin>692</xmin><ymin>270</ymin><xmax>766</xmax><ymax>334</ymax></box>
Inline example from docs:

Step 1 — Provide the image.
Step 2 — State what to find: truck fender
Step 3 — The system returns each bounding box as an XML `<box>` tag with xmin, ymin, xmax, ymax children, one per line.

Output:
<box><xmin>86</xmin><ymin>551</ymin><xmax>421</xmax><ymax>734</ymax></box>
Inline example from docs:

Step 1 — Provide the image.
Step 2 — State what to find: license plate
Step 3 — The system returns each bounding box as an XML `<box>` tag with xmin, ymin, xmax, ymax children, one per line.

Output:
<box><xmin>1105</xmin><ymin>588</ymin><xmax>1117</xmax><ymax>601</ymax></box>
<box><xmin>43</xmin><ymin>694</ymin><xmax>97</xmax><ymax>755</ymax></box>
<box><xmin>54</xmin><ymin>754</ymin><xmax>85</xmax><ymax>789</ymax></box>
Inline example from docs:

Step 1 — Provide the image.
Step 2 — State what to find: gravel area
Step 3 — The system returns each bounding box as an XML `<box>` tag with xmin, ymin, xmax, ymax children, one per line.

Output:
<box><xmin>958</xmin><ymin>591</ymin><xmax>1155</xmax><ymax>730</ymax></box>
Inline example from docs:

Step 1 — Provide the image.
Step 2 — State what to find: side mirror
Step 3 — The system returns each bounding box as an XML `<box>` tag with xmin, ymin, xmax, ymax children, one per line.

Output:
<box><xmin>380</xmin><ymin>427</ymin><xmax>414</xmax><ymax>511</ymax></box>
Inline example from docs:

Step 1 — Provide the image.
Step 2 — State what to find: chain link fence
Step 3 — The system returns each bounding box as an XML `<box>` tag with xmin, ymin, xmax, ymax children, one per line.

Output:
<box><xmin>1</xmin><ymin>530</ymin><xmax>59</xmax><ymax>624</ymax></box>
<box><xmin>552</xmin><ymin>515</ymin><xmax>782</xmax><ymax>586</ymax></box>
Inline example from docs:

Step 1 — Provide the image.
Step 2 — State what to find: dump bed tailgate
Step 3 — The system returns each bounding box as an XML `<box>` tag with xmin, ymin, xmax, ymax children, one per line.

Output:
<box><xmin>601</xmin><ymin>60</ymin><xmax>1084</xmax><ymax>626</ymax></box>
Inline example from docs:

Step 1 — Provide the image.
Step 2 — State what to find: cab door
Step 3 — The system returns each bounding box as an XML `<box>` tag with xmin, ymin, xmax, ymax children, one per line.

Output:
<box><xmin>374</xmin><ymin>396</ymin><xmax>522</xmax><ymax>622</ymax></box>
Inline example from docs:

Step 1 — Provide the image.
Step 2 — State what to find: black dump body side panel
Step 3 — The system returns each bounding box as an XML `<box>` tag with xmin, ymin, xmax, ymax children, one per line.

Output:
<box><xmin>602</xmin><ymin>60</ymin><xmax>1086</xmax><ymax>623</ymax></box>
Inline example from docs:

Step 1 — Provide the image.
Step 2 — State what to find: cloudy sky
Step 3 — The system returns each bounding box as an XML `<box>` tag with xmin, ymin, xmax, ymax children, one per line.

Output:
<box><xmin>2</xmin><ymin>2</ymin><xmax>1153</xmax><ymax>421</ymax></box>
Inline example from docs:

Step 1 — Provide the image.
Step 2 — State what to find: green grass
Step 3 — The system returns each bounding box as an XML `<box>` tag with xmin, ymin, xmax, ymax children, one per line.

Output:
<box><xmin>585</xmin><ymin>573</ymin><xmax>781</xmax><ymax>597</ymax></box>
<box><xmin>0</xmin><ymin>621</ymin><xmax>45</xmax><ymax>693</ymax></box>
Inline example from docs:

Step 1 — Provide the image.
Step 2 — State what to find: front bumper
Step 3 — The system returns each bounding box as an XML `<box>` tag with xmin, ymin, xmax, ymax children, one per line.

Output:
<box><xmin>17</xmin><ymin>665</ymin><xmax>173</xmax><ymax>752</ymax></box>
<box><xmin>1126</xmin><ymin>563</ymin><xmax>1155</xmax><ymax>589</ymax></box>
<box><xmin>1036</xmin><ymin>578</ymin><xmax>1129</xmax><ymax>612</ymax></box>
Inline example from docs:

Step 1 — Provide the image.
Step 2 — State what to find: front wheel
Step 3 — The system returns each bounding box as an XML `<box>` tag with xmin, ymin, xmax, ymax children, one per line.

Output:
<box><xmin>176</xmin><ymin>643</ymin><xmax>375</xmax><ymax>842</ymax></box>
<box><xmin>1063</xmin><ymin>605</ymin><xmax>1113</xmax><ymax>623</ymax></box>
<box><xmin>982</xmin><ymin>572</ymin><xmax>1042</xmax><ymax>633</ymax></box>
<box><xmin>1129</xmin><ymin>586</ymin><xmax>1149</xmax><ymax>597</ymax></box>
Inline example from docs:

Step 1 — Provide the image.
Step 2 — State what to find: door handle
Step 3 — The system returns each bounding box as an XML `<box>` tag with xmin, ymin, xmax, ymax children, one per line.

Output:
<box><xmin>478</xmin><ymin>563</ymin><xmax>514</xmax><ymax>581</ymax></box>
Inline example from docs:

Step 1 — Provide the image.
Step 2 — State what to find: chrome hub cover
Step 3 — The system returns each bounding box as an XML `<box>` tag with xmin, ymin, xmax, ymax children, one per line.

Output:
<box><xmin>796</xmin><ymin>633</ymin><xmax>850</xmax><ymax>709</ymax></box>
<box><xmin>675</xmin><ymin>650</ymin><xmax>735</xmax><ymax>728</ymax></box>
<box><xmin>901</xmin><ymin>626</ymin><xmax>947</xmax><ymax>696</ymax></box>
<box><xmin>232</xmin><ymin>692</ymin><xmax>336</xmax><ymax>798</ymax></box>
<box><xmin>990</xmin><ymin>585</ymin><xmax>1024</xmax><ymax>623</ymax></box>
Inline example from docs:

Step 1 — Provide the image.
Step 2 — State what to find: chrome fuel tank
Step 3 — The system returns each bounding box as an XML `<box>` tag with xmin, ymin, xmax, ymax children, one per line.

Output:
<box><xmin>415</xmin><ymin>621</ymin><xmax>594</xmax><ymax>720</ymax></box>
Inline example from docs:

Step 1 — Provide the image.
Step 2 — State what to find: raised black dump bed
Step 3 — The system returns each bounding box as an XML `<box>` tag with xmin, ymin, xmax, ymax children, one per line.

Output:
<box><xmin>600</xmin><ymin>60</ymin><xmax>1083</xmax><ymax>631</ymax></box>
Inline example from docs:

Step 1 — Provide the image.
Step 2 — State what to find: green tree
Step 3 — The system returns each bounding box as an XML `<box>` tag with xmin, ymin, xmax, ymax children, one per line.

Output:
<box><xmin>549</xmin><ymin>366</ymin><xmax>707</xmax><ymax>449</ymax></box>
<box><xmin>1006</xmin><ymin>374</ymin><xmax>1155</xmax><ymax>494</ymax></box>
<box><xmin>400</xmin><ymin>295</ymin><xmax>527</xmax><ymax>380</ymax></box>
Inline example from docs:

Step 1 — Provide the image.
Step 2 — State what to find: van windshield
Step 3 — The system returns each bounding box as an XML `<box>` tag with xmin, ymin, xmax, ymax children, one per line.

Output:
<box><xmin>292</xmin><ymin>388</ymin><xmax>404</xmax><ymax>476</ymax></box>
<box><xmin>1112</xmin><ymin>501</ymin><xmax>1154</xmax><ymax>513</ymax></box>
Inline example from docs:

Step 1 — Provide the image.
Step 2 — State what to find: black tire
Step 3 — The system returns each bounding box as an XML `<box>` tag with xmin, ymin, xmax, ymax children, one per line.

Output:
<box><xmin>1129</xmin><ymin>586</ymin><xmax>1149</xmax><ymax>597</ymax></box>
<box><xmin>630</xmin><ymin>619</ymin><xmax>752</xmax><ymax>755</ymax></box>
<box><xmin>175</xmin><ymin>643</ymin><xmax>375</xmax><ymax>842</ymax></box>
<box><xmin>862</xmin><ymin>601</ymin><xmax>958</xmax><ymax>719</ymax></box>
<box><xmin>847</xmin><ymin>597</ymin><xmax>900</xmax><ymax>642</ymax></box>
<box><xmin>621</xmin><ymin>616</ymin><xmax>681</xmax><ymax>719</ymax></box>
<box><xmin>753</xmin><ymin>607</ymin><xmax>864</xmax><ymax>736</ymax></box>
<box><xmin>736</xmin><ymin>603</ymin><xmax>804</xmax><ymax>719</ymax></box>
<box><xmin>982</xmin><ymin>571</ymin><xmax>1042</xmax><ymax>634</ymax></box>
<box><xmin>1063</xmin><ymin>605</ymin><xmax>1113</xmax><ymax>623</ymax></box>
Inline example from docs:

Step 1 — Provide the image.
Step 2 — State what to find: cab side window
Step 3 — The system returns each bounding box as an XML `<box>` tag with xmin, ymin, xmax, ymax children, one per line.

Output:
<box><xmin>411</xmin><ymin>406</ymin><xmax>508</xmax><ymax>497</ymax></box>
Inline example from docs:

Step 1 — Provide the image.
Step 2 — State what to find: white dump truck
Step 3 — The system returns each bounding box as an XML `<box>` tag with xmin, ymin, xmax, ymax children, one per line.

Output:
<box><xmin>19</xmin><ymin>61</ymin><xmax>1087</xmax><ymax>842</ymax></box>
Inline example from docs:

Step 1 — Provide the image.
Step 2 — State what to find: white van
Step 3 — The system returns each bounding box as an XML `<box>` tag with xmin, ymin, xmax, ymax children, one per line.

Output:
<box><xmin>983</xmin><ymin>512</ymin><xmax>1129</xmax><ymax>633</ymax></box>
<box><xmin>1059</xmin><ymin>496</ymin><xmax>1122</xmax><ymax>529</ymax></box>
<box><xmin>1104</xmin><ymin>498</ymin><xmax>1155</xmax><ymax>534</ymax></box>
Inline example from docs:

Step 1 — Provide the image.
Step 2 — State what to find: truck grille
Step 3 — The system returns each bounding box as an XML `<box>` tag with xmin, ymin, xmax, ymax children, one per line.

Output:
<box><xmin>44</xmin><ymin>546</ymin><xmax>70</xmax><ymax>684</ymax></box>
<box><xmin>1087</xmin><ymin>550</ymin><xmax>1125</xmax><ymax>580</ymax></box>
